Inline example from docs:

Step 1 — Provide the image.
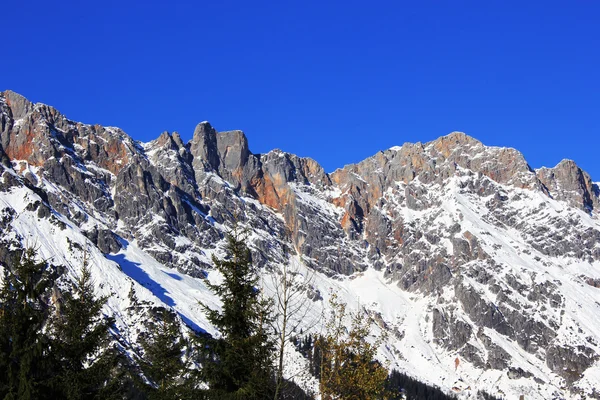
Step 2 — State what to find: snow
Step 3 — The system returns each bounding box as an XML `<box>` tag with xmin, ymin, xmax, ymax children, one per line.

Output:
<box><xmin>290</xmin><ymin>183</ymin><xmax>344</xmax><ymax>219</ymax></box>
<box><xmin>2</xmin><ymin>154</ymin><xmax>600</xmax><ymax>399</ymax></box>
<box><xmin>105</xmin><ymin>241</ymin><xmax>218</xmax><ymax>335</ymax></box>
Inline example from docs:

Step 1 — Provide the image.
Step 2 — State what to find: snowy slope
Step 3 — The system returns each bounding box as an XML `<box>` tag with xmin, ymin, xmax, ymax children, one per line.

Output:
<box><xmin>2</xmin><ymin>90</ymin><xmax>600</xmax><ymax>399</ymax></box>
<box><xmin>4</xmin><ymin>171</ymin><xmax>600</xmax><ymax>399</ymax></box>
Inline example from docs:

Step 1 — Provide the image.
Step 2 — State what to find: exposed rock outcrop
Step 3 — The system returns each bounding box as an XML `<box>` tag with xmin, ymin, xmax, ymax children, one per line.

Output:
<box><xmin>1</xmin><ymin>90</ymin><xmax>600</xmax><ymax>399</ymax></box>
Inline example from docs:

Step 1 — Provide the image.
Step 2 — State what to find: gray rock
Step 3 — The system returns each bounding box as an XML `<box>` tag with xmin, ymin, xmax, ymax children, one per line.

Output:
<box><xmin>2</xmin><ymin>91</ymin><xmax>600</xmax><ymax>393</ymax></box>
<box><xmin>537</xmin><ymin>159</ymin><xmax>599</xmax><ymax>212</ymax></box>
<box><xmin>190</xmin><ymin>121</ymin><xmax>220</xmax><ymax>174</ymax></box>
<box><xmin>84</xmin><ymin>227</ymin><xmax>122</xmax><ymax>254</ymax></box>
<box><xmin>546</xmin><ymin>345</ymin><xmax>598</xmax><ymax>384</ymax></box>
<box><xmin>216</xmin><ymin>130</ymin><xmax>249</xmax><ymax>177</ymax></box>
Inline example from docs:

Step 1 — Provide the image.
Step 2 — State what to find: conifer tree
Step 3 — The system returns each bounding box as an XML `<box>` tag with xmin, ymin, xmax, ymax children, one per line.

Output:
<box><xmin>140</xmin><ymin>309</ymin><xmax>192</xmax><ymax>399</ymax></box>
<box><xmin>198</xmin><ymin>231</ymin><xmax>275</xmax><ymax>399</ymax></box>
<box><xmin>50</xmin><ymin>257</ymin><xmax>116</xmax><ymax>399</ymax></box>
<box><xmin>0</xmin><ymin>248</ymin><xmax>59</xmax><ymax>400</ymax></box>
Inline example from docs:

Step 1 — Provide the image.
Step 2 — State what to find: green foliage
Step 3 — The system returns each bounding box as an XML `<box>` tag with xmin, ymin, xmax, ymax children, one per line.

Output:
<box><xmin>197</xmin><ymin>231</ymin><xmax>275</xmax><ymax>399</ymax></box>
<box><xmin>140</xmin><ymin>309</ymin><xmax>193</xmax><ymax>399</ymax></box>
<box><xmin>0</xmin><ymin>248</ymin><xmax>127</xmax><ymax>400</ymax></box>
<box><xmin>477</xmin><ymin>391</ymin><xmax>502</xmax><ymax>400</ymax></box>
<box><xmin>386</xmin><ymin>369</ymin><xmax>456</xmax><ymax>400</ymax></box>
<box><xmin>0</xmin><ymin>248</ymin><xmax>59</xmax><ymax>400</ymax></box>
<box><xmin>50</xmin><ymin>258</ymin><xmax>118</xmax><ymax>399</ymax></box>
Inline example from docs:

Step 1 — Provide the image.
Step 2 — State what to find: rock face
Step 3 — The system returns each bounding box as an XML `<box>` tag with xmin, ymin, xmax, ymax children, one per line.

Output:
<box><xmin>1</xmin><ymin>90</ymin><xmax>600</xmax><ymax>399</ymax></box>
<box><xmin>537</xmin><ymin>159</ymin><xmax>600</xmax><ymax>212</ymax></box>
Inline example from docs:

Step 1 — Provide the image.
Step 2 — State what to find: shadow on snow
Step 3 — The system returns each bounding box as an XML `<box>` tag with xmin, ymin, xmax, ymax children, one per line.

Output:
<box><xmin>162</xmin><ymin>271</ymin><xmax>183</xmax><ymax>281</ymax></box>
<box><xmin>106</xmin><ymin>253</ymin><xmax>176</xmax><ymax>307</ymax></box>
<box><xmin>105</xmin><ymin>244</ymin><xmax>207</xmax><ymax>334</ymax></box>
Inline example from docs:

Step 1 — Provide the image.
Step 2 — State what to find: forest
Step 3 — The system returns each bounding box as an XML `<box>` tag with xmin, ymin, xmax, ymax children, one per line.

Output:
<box><xmin>0</xmin><ymin>233</ymin><xmax>461</xmax><ymax>400</ymax></box>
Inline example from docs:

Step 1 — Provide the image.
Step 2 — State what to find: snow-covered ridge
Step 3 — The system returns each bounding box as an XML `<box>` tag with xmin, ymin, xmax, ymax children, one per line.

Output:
<box><xmin>1</xmin><ymin>90</ymin><xmax>600</xmax><ymax>399</ymax></box>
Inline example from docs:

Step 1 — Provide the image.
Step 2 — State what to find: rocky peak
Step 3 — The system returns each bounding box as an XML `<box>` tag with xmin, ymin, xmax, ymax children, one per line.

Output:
<box><xmin>2</xmin><ymin>90</ymin><xmax>34</xmax><ymax>120</ymax></box>
<box><xmin>153</xmin><ymin>131</ymin><xmax>178</xmax><ymax>149</ymax></box>
<box><xmin>431</xmin><ymin>131</ymin><xmax>483</xmax><ymax>155</ymax></box>
<box><xmin>537</xmin><ymin>159</ymin><xmax>599</xmax><ymax>212</ymax></box>
<box><xmin>426</xmin><ymin>134</ymin><xmax>536</xmax><ymax>188</ymax></box>
<box><xmin>2</xmin><ymin>91</ymin><xmax>600</xmax><ymax>398</ymax></box>
<box><xmin>329</xmin><ymin>133</ymin><xmax>556</xmax><ymax>243</ymax></box>
<box><xmin>189</xmin><ymin>121</ymin><xmax>220</xmax><ymax>174</ymax></box>
<box><xmin>261</xmin><ymin>150</ymin><xmax>331</xmax><ymax>188</ymax></box>
<box><xmin>333</xmin><ymin>131</ymin><xmax>536</xmax><ymax>194</ymax></box>
<box><xmin>172</xmin><ymin>131</ymin><xmax>185</xmax><ymax>149</ymax></box>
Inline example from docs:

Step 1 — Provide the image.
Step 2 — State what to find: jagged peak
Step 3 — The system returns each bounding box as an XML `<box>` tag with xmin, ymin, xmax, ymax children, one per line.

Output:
<box><xmin>382</xmin><ymin>132</ymin><xmax>480</xmax><ymax>156</ymax></box>
<box><xmin>2</xmin><ymin>89</ymin><xmax>29</xmax><ymax>102</ymax></box>
<box><xmin>431</xmin><ymin>131</ymin><xmax>482</xmax><ymax>147</ymax></box>
<box><xmin>1</xmin><ymin>90</ymin><xmax>131</xmax><ymax>144</ymax></box>
<box><xmin>262</xmin><ymin>148</ymin><xmax>287</xmax><ymax>159</ymax></box>
<box><xmin>555</xmin><ymin>158</ymin><xmax>579</xmax><ymax>169</ymax></box>
<box><xmin>144</xmin><ymin>131</ymin><xmax>175</xmax><ymax>150</ymax></box>
<box><xmin>192</xmin><ymin>120</ymin><xmax>216</xmax><ymax>139</ymax></box>
<box><xmin>147</xmin><ymin>131</ymin><xmax>189</xmax><ymax>157</ymax></box>
<box><xmin>263</xmin><ymin>147</ymin><xmax>324</xmax><ymax>170</ymax></box>
<box><xmin>189</xmin><ymin>122</ymin><xmax>218</xmax><ymax>159</ymax></box>
<box><xmin>190</xmin><ymin>123</ymin><xmax>249</xmax><ymax>150</ymax></box>
<box><xmin>215</xmin><ymin>129</ymin><xmax>250</xmax><ymax>171</ymax></box>
<box><xmin>158</xmin><ymin>130</ymin><xmax>172</xmax><ymax>140</ymax></box>
<box><xmin>536</xmin><ymin>159</ymin><xmax>582</xmax><ymax>174</ymax></box>
<box><xmin>2</xmin><ymin>90</ymin><xmax>34</xmax><ymax>120</ymax></box>
<box><xmin>171</xmin><ymin>131</ymin><xmax>184</xmax><ymax>148</ymax></box>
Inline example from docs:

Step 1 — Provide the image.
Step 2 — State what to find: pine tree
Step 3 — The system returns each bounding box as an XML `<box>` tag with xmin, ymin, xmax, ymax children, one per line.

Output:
<box><xmin>140</xmin><ymin>308</ymin><xmax>192</xmax><ymax>399</ymax></box>
<box><xmin>0</xmin><ymin>248</ymin><xmax>59</xmax><ymax>400</ymax></box>
<box><xmin>386</xmin><ymin>369</ymin><xmax>455</xmax><ymax>400</ymax></box>
<box><xmin>50</xmin><ymin>257</ymin><xmax>116</xmax><ymax>399</ymax></box>
<box><xmin>197</xmin><ymin>231</ymin><xmax>275</xmax><ymax>399</ymax></box>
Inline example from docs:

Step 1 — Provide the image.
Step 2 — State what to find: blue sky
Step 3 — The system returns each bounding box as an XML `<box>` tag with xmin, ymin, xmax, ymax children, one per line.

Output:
<box><xmin>3</xmin><ymin>1</ymin><xmax>599</xmax><ymax>178</ymax></box>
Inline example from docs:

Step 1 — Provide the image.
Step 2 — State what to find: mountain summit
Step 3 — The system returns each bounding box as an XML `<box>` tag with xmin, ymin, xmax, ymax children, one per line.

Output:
<box><xmin>1</xmin><ymin>90</ymin><xmax>599</xmax><ymax>399</ymax></box>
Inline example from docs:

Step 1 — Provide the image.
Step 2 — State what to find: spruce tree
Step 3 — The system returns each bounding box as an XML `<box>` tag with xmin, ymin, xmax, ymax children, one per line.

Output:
<box><xmin>198</xmin><ymin>231</ymin><xmax>275</xmax><ymax>400</ymax></box>
<box><xmin>0</xmin><ymin>248</ymin><xmax>59</xmax><ymax>400</ymax></box>
<box><xmin>140</xmin><ymin>309</ymin><xmax>192</xmax><ymax>399</ymax></box>
<box><xmin>50</xmin><ymin>257</ymin><xmax>116</xmax><ymax>399</ymax></box>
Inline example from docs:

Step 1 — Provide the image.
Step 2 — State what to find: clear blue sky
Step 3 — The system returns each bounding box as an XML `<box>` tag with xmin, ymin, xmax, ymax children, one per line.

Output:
<box><xmin>3</xmin><ymin>1</ymin><xmax>599</xmax><ymax>178</ymax></box>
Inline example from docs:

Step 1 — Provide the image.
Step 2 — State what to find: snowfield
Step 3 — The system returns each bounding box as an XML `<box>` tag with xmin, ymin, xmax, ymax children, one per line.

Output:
<box><xmin>2</xmin><ymin>173</ymin><xmax>600</xmax><ymax>399</ymax></box>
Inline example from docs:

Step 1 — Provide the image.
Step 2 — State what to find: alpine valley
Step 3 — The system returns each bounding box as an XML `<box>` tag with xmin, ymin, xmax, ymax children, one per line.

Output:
<box><xmin>1</xmin><ymin>90</ymin><xmax>599</xmax><ymax>399</ymax></box>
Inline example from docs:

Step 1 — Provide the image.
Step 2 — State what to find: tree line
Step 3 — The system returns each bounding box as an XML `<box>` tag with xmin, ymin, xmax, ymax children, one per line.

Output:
<box><xmin>0</xmin><ymin>233</ymin><xmax>456</xmax><ymax>399</ymax></box>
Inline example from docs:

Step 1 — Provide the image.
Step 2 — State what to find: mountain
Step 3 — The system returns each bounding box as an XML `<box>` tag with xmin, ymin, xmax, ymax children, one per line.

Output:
<box><xmin>1</xmin><ymin>89</ymin><xmax>600</xmax><ymax>399</ymax></box>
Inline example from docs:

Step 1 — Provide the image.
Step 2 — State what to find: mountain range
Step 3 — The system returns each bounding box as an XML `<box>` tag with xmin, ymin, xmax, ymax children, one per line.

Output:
<box><xmin>1</xmin><ymin>89</ymin><xmax>599</xmax><ymax>399</ymax></box>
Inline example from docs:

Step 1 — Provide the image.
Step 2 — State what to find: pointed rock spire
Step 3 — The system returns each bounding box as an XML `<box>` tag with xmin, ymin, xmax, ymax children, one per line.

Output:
<box><xmin>190</xmin><ymin>121</ymin><xmax>220</xmax><ymax>172</ymax></box>
<box><xmin>2</xmin><ymin>90</ymin><xmax>33</xmax><ymax>120</ymax></box>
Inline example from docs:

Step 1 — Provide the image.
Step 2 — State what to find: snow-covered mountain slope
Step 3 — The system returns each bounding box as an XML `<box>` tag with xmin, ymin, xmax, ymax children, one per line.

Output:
<box><xmin>1</xmin><ymin>90</ymin><xmax>600</xmax><ymax>399</ymax></box>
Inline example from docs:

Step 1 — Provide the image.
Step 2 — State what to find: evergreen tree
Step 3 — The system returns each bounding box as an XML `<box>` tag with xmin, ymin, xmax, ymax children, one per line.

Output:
<box><xmin>0</xmin><ymin>248</ymin><xmax>59</xmax><ymax>400</ymax></box>
<box><xmin>386</xmin><ymin>369</ymin><xmax>456</xmax><ymax>400</ymax></box>
<box><xmin>197</xmin><ymin>231</ymin><xmax>275</xmax><ymax>399</ymax></box>
<box><xmin>140</xmin><ymin>309</ymin><xmax>192</xmax><ymax>399</ymax></box>
<box><xmin>50</xmin><ymin>257</ymin><xmax>117</xmax><ymax>399</ymax></box>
